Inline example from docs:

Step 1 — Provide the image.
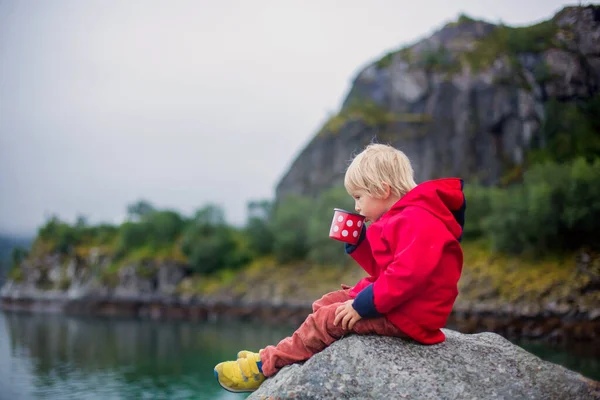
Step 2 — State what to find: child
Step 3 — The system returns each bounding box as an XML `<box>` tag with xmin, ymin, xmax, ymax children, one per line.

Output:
<box><xmin>214</xmin><ymin>143</ymin><xmax>466</xmax><ymax>393</ymax></box>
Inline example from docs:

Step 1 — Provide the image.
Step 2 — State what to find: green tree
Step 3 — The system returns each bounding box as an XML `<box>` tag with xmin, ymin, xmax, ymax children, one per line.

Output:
<box><xmin>127</xmin><ymin>200</ymin><xmax>155</xmax><ymax>220</ymax></box>
<box><xmin>89</xmin><ymin>224</ymin><xmax>119</xmax><ymax>246</ymax></box>
<box><xmin>532</xmin><ymin>95</ymin><xmax>600</xmax><ymax>163</ymax></box>
<box><xmin>193</xmin><ymin>204</ymin><xmax>226</xmax><ymax>233</ymax></box>
<box><xmin>560</xmin><ymin>157</ymin><xmax>600</xmax><ymax>248</ymax></box>
<box><xmin>181</xmin><ymin>204</ymin><xmax>248</xmax><ymax>274</ymax></box>
<box><xmin>38</xmin><ymin>216</ymin><xmax>81</xmax><ymax>255</ymax></box>
<box><xmin>483</xmin><ymin>158</ymin><xmax>600</xmax><ymax>254</ymax></box>
<box><xmin>245</xmin><ymin>200</ymin><xmax>274</xmax><ymax>256</ymax></box>
<box><xmin>462</xmin><ymin>184</ymin><xmax>494</xmax><ymax>239</ymax></box>
<box><xmin>307</xmin><ymin>186</ymin><xmax>355</xmax><ymax>265</ymax></box>
<box><xmin>117</xmin><ymin>222</ymin><xmax>152</xmax><ymax>251</ymax></box>
<box><xmin>182</xmin><ymin>227</ymin><xmax>238</xmax><ymax>274</ymax></box>
<box><xmin>145</xmin><ymin>210</ymin><xmax>185</xmax><ymax>246</ymax></box>
<box><xmin>270</xmin><ymin>195</ymin><xmax>312</xmax><ymax>263</ymax></box>
<box><xmin>10</xmin><ymin>247</ymin><xmax>28</xmax><ymax>269</ymax></box>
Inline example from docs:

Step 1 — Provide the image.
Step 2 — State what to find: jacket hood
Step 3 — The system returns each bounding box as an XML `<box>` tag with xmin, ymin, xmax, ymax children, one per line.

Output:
<box><xmin>387</xmin><ymin>178</ymin><xmax>466</xmax><ymax>241</ymax></box>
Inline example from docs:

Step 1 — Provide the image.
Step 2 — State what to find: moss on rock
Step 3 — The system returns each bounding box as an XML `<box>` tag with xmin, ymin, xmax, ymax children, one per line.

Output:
<box><xmin>463</xmin><ymin>20</ymin><xmax>558</xmax><ymax>72</ymax></box>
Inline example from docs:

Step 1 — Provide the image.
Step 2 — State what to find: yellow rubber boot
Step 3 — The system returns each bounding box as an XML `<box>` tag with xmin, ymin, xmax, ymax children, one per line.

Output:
<box><xmin>237</xmin><ymin>350</ymin><xmax>262</xmax><ymax>360</ymax></box>
<box><xmin>214</xmin><ymin>355</ymin><xmax>265</xmax><ymax>393</ymax></box>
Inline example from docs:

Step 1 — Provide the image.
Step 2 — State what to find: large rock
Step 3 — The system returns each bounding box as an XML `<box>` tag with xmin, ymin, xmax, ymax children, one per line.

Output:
<box><xmin>249</xmin><ymin>330</ymin><xmax>599</xmax><ymax>399</ymax></box>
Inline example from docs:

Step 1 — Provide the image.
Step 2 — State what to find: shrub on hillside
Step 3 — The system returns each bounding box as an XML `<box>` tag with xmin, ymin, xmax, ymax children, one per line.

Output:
<box><xmin>270</xmin><ymin>195</ymin><xmax>312</xmax><ymax>264</ymax></box>
<box><xmin>483</xmin><ymin>158</ymin><xmax>600</xmax><ymax>254</ymax></box>
<box><xmin>245</xmin><ymin>200</ymin><xmax>274</xmax><ymax>257</ymax></box>
<box><xmin>307</xmin><ymin>186</ymin><xmax>355</xmax><ymax>265</ymax></box>
<box><xmin>181</xmin><ymin>204</ymin><xmax>250</xmax><ymax>274</ymax></box>
<box><xmin>462</xmin><ymin>183</ymin><xmax>495</xmax><ymax>239</ymax></box>
<box><xmin>38</xmin><ymin>216</ymin><xmax>82</xmax><ymax>255</ymax></box>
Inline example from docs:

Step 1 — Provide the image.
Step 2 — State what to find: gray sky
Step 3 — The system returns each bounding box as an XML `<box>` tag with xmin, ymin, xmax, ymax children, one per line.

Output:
<box><xmin>0</xmin><ymin>0</ymin><xmax>573</xmax><ymax>236</ymax></box>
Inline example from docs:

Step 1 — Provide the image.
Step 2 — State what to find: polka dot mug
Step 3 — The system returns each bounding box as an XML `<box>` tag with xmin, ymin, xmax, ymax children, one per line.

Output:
<box><xmin>329</xmin><ymin>208</ymin><xmax>366</xmax><ymax>245</ymax></box>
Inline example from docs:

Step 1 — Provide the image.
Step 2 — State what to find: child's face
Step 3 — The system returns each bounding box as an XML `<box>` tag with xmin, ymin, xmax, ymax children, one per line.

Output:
<box><xmin>351</xmin><ymin>190</ymin><xmax>389</xmax><ymax>223</ymax></box>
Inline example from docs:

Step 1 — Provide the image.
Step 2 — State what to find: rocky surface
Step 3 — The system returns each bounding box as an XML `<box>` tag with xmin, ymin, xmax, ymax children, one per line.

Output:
<box><xmin>0</xmin><ymin>250</ymin><xmax>188</xmax><ymax>301</ymax></box>
<box><xmin>249</xmin><ymin>330</ymin><xmax>600</xmax><ymax>400</ymax></box>
<box><xmin>276</xmin><ymin>5</ymin><xmax>600</xmax><ymax>199</ymax></box>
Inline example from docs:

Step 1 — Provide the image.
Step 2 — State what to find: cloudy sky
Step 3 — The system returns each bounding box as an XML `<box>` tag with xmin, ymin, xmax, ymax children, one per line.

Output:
<box><xmin>0</xmin><ymin>0</ymin><xmax>573</xmax><ymax>236</ymax></box>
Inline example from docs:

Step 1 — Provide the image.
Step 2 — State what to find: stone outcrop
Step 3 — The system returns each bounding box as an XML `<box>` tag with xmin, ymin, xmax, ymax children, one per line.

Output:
<box><xmin>276</xmin><ymin>5</ymin><xmax>600</xmax><ymax>199</ymax></box>
<box><xmin>249</xmin><ymin>330</ymin><xmax>600</xmax><ymax>400</ymax></box>
<box><xmin>0</xmin><ymin>249</ymin><xmax>189</xmax><ymax>304</ymax></box>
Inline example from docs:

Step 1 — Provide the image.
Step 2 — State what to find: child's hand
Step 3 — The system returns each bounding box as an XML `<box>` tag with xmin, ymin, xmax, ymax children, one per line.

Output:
<box><xmin>334</xmin><ymin>300</ymin><xmax>362</xmax><ymax>330</ymax></box>
<box><xmin>340</xmin><ymin>284</ymin><xmax>352</xmax><ymax>290</ymax></box>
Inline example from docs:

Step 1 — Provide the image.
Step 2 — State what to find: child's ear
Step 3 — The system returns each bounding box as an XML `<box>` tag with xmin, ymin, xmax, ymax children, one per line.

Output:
<box><xmin>381</xmin><ymin>182</ymin><xmax>391</xmax><ymax>199</ymax></box>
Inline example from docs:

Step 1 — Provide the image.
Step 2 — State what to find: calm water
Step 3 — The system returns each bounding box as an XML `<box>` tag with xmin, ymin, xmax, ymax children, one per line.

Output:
<box><xmin>0</xmin><ymin>312</ymin><xmax>295</xmax><ymax>400</ymax></box>
<box><xmin>0</xmin><ymin>311</ymin><xmax>598</xmax><ymax>400</ymax></box>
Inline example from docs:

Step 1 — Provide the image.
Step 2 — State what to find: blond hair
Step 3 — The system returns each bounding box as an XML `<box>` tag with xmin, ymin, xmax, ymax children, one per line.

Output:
<box><xmin>344</xmin><ymin>143</ymin><xmax>417</xmax><ymax>199</ymax></box>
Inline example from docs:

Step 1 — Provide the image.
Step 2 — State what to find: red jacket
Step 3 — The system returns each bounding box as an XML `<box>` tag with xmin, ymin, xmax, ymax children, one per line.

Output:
<box><xmin>348</xmin><ymin>178</ymin><xmax>465</xmax><ymax>344</ymax></box>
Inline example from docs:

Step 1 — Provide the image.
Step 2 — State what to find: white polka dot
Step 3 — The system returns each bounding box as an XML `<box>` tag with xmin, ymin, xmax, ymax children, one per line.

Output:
<box><xmin>337</xmin><ymin>216</ymin><xmax>344</xmax><ymax>222</ymax></box>
<box><xmin>333</xmin><ymin>225</ymin><xmax>339</xmax><ymax>232</ymax></box>
<box><xmin>357</xmin><ymin>221</ymin><xmax>362</xmax><ymax>228</ymax></box>
<box><xmin>346</xmin><ymin>220</ymin><xmax>353</xmax><ymax>227</ymax></box>
<box><xmin>353</xmin><ymin>230</ymin><xmax>359</xmax><ymax>237</ymax></box>
<box><xmin>342</xmin><ymin>230</ymin><xmax>348</xmax><ymax>237</ymax></box>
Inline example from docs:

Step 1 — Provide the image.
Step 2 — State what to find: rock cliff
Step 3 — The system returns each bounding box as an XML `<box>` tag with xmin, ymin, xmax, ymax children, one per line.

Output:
<box><xmin>276</xmin><ymin>6</ymin><xmax>600</xmax><ymax>199</ymax></box>
<box><xmin>249</xmin><ymin>331</ymin><xmax>599</xmax><ymax>400</ymax></box>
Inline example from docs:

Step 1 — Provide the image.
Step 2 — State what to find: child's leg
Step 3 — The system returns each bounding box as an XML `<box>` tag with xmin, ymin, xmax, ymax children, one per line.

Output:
<box><xmin>234</xmin><ymin>289</ymin><xmax>351</xmax><ymax>361</ymax></box>
<box><xmin>311</xmin><ymin>289</ymin><xmax>350</xmax><ymax>313</ymax></box>
<box><xmin>259</xmin><ymin>291</ymin><xmax>406</xmax><ymax>377</ymax></box>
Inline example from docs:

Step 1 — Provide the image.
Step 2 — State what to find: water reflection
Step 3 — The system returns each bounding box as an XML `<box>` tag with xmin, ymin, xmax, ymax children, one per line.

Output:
<box><xmin>517</xmin><ymin>340</ymin><xmax>600</xmax><ymax>381</ymax></box>
<box><xmin>1</xmin><ymin>311</ymin><xmax>598</xmax><ymax>400</ymax></box>
<box><xmin>0</xmin><ymin>312</ymin><xmax>295</xmax><ymax>400</ymax></box>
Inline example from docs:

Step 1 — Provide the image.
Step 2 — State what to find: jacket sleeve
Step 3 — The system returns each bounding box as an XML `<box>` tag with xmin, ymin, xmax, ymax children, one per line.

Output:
<box><xmin>345</xmin><ymin>226</ymin><xmax>378</xmax><ymax>277</ymax></box>
<box><xmin>353</xmin><ymin>213</ymin><xmax>444</xmax><ymax>316</ymax></box>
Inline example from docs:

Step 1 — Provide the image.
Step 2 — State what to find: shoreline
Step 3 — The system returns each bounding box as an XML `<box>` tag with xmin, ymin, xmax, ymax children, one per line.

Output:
<box><xmin>2</xmin><ymin>293</ymin><xmax>599</xmax><ymax>352</ymax></box>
